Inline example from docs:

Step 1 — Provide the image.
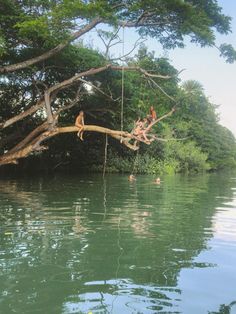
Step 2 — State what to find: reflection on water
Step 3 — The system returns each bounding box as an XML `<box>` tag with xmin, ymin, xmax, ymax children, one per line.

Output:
<box><xmin>0</xmin><ymin>173</ymin><xmax>236</xmax><ymax>313</ymax></box>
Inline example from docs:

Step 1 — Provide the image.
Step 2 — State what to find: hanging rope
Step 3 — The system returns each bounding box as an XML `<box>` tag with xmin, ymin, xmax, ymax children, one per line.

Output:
<box><xmin>102</xmin><ymin>178</ymin><xmax>107</xmax><ymax>221</ymax></box>
<box><xmin>121</xmin><ymin>66</ymin><xmax>124</xmax><ymax>132</ymax></box>
<box><xmin>132</xmin><ymin>150</ymin><xmax>139</xmax><ymax>175</ymax></box>
<box><xmin>103</xmin><ymin>133</ymin><xmax>108</xmax><ymax>178</ymax></box>
<box><xmin>111</xmin><ymin>214</ymin><xmax>124</xmax><ymax>312</ymax></box>
<box><xmin>120</xmin><ymin>25</ymin><xmax>125</xmax><ymax>143</ymax></box>
<box><xmin>142</xmin><ymin>79</ymin><xmax>149</xmax><ymax>107</ymax></box>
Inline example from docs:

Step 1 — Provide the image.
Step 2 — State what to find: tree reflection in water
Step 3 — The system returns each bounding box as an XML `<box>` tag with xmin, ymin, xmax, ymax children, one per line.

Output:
<box><xmin>0</xmin><ymin>173</ymin><xmax>236</xmax><ymax>313</ymax></box>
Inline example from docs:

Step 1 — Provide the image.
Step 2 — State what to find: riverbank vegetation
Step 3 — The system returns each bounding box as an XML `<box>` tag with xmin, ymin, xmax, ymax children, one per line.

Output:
<box><xmin>0</xmin><ymin>0</ymin><xmax>236</xmax><ymax>174</ymax></box>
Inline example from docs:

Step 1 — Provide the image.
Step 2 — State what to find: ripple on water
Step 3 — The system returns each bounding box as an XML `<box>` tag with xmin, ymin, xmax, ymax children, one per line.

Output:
<box><xmin>1</xmin><ymin>173</ymin><xmax>236</xmax><ymax>313</ymax></box>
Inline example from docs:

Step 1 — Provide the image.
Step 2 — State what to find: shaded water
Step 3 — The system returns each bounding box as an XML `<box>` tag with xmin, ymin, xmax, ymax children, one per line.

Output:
<box><xmin>0</xmin><ymin>173</ymin><xmax>236</xmax><ymax>314</ymax></box>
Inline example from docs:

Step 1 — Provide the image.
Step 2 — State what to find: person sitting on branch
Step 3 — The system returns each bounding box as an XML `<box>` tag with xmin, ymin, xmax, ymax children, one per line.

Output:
<box><xmin>75</xmin><ymin>110</ymin><xmax>85</xmax><ymax>141</ymax></box>
<box><xmin>147</xmin><ymin>106</ymin><xmax>157</xmax><ymax>124</ymax></box>
<box><xmin>132</xmin><ymin>117</ymin><xmax>150</xmax><ymax>142</ymax></box>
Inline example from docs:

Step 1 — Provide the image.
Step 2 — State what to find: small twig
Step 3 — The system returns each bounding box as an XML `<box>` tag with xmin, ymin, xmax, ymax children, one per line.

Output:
<box><xmin>150</xmin><ymin>135</ymin><xmax>191</xmax><ymax>142</ymax></box>
<box><xmin>53</xmin><ymin>161</ymin><xmax>70</xmax><ymax>170</ymax></box>
<box><xmin>110</xmin><ymin>38</ymin><xmax>147</xmax><ymax>62</ymax></box>
<box><xmin>55</xmin><ymin>86</ymin><xmax>83</xmax><ymax>117</ymax></box>
<box><xmin>147</xmin><ymin>76</ymin><xmax>176</xmax><ymax>102</ymax></box>
<box><xmin>97</xmin><ymin>27</ymin><xmax>122</xmax><ymax>58</ymax></box>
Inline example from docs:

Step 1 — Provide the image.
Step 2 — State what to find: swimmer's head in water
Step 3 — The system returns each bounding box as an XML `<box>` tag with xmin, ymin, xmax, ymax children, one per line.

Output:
<box><xmin>128</xmin><ymin>174</ymin><xmax>136</xmax><ymax>181</ymax></box>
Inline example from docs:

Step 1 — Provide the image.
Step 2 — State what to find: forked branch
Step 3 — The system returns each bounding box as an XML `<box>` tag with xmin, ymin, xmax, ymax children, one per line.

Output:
<box><xmin>0</xmin><ymin>64</ymin><xmax>173</xmax><ymax>130</ymax></box>
<box><xmin>0</xmin><ymin>107</ymin><xmax>176</xmax><ymax>166</ymax></box>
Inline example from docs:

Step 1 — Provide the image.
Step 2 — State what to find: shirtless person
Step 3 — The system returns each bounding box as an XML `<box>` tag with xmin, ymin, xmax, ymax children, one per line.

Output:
<box><xmin>128</xmin><ymin>174</ymin><xmax>136</xmax><ymax>182</ymax></box>
<box><xmin>147</xmin><ymin>106</ymin><xmax>157</xmax><ymax>124</ymax></box>
<box><xmin>133</xmin><ymin>118</ymin><xmax>150</xmax><ymax>142</ymax></box>
<box><xmin>75</xmin><ymin>111</ymin><xmax>85</xmax><ymax>140</ymax></box>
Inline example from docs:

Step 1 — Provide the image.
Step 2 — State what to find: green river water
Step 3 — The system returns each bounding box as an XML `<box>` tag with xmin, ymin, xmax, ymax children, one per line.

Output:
<box><xmin>0</xmin><ymin>172</ymin><xmax>236</xmax><ymax>314</ymax></box>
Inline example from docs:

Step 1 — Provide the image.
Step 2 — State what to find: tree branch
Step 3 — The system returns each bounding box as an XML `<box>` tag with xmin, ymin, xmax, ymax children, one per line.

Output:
<box><xmin>111</xmin><ymin>65</ymin><xmax>172</xmax><ymax>79</ymax></box>
<box><xmin>0</xmin><ymin>125</ymin><xmax>137</xmax><ymax>165</ymax></box>
<box><xmin>5</xmin><ymin>122</ymin><xmax>50</xmax><ymax>155</ymax></box>
<box><xmin>109</xmin><ymin>37</ymin><xmax>147</xmax><ymax>62</ymax></box>
<box><xmin>0</xmin><ymin>98</ymin><xmax>45</xmax><ymax>130</ymax></box>
<box><xmin>44</xmin><ymin>91</ymin><xmax>54</xmax><ymax>124</ymax></box>
<box><xmin>146</xmin><ymin>106</ymin><xmax>176</xmax><ymax>132</ymax></box>
<box><xmin>0</xmin><ymin>63</ymin><xmax>174</xmax><ymax>134</ymax></box>
<box><xmin>147</xmin><ymin>76</ymin><xmax>176</xmax><ymax>102</ymax></box>
<box><xmin>0</xmin><ymin>18</ymin><xmax>103</xmax><ymax>74</ymax></box>
<box><xmin>0</xmin><ymin>105</ymin><xmax>177</xmax><ymax>166</ymax></box>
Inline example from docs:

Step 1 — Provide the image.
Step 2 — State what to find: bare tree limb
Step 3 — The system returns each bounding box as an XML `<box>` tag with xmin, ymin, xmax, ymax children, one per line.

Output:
<box><xmin>146</xmin><ymin>107</ymin><xmax>176</xmax><ymax>133</ymax></box>
<box><xmin>3</xmin><ymin>90</ymin><xmax>82</xmax><ymax>155</ymax></box>
<box><xmin>44</xmin><ymin>91</ymin><xmax>54</xmax><ymax>124</ymax></box>
<box><xmin>55</xmin><ymin>86</ymin><xmax>83</xmax><ymax>117</ymax></box>
<box><xmin>147</xmin><ymin>76</ymin><xmax>176</xmax><ymax>102</ymax></box>
<box><xmin>0</xmin><ymin>105</ymin><xmax>177</xmax><ymax>166</ymax></box>
<box><xmin>150</xmin><ymin>135</ymin><xmax>190</xmax><ymax>142</ymax></box>
<box><xmin>0</xmin><ymin>125</ymin><xmax>138</xmax><ymax>165</ymax></box>
<box><xmin>111</xmin><ymin>65</ymin><xmax>172</xmax><ymax>79</ymax></box>
<box><xmin>0</xmin><ymin>18</ymin><xmax>103</xmax><ymax>74</ymax></box>
<box><xmin>109</xmin><ymin>37</ymin><xmax>147</xmax><ymax>62</ymax></box>
<box><xmin>0</xmin><ymin>63</ymin><xmax>175</xmax><ymax>140</ymax></box>
<box><xmin>0</xmin><ymin>98</ymin><xmax>45</xmax><ymax>130</ymax></box>
<box><xmin>0</xmin><ymin>66</ymin><xmax>110</xmax><ymax>130</ymax></box>
<box><xmin>0</xmin><ymin>7</ymin><xmax>178</xmax><ymax>75</ymax></box>
<box><xmin>97</xmin><ymin>27</ymin><xmax>122</xmax><ymax>58</ymax></box>
<box><xmin>5</xmin><ymin>122</ymin><xmax>50</xmax><ymax>155</ymax></box>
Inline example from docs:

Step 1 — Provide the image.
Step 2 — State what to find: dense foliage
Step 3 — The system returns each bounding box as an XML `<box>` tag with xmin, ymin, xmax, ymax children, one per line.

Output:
<box><xmin>0</xmin><ymin>0</ymin><xmax>236</xmax><ymax>173</ymax></box>
<box><xmin>101</xmin><ymin>47</ymin><xmax>236</xmax><ymax>174</ymax></box>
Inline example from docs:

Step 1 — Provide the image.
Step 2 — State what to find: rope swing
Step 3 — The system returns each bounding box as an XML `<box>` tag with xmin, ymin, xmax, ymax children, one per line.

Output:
<box><xmin>120</xmin><ymin>25</ymin><xmax>125</xmax><ymax>143</ymax></box>
<box><xmin>103</xmin><ymin>26</ymin><xmax>125</xmax><ymax>177</ymax></box>
<box><xmin>103</xmin><ymin>133</ymin><xmax>108</xmax><ymax>178</ymax></box>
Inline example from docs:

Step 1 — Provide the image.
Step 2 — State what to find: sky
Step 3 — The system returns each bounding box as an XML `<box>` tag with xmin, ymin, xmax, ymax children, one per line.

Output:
<box><xmin>85</xmin><ymin>1</ymin><xmax>236</xmax><ymax>136</ymax></box>
<box><xmin>167</xmin><ymin>0</ymin><xmax>236</xmax><ymax>137</ymax></box>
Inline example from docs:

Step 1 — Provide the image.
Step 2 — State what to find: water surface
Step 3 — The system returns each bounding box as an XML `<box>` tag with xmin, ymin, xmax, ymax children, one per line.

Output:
<box><xmin>0</xmin><ymin>173</ymin><xmax>236</xmax><ymax>313</ymax></box>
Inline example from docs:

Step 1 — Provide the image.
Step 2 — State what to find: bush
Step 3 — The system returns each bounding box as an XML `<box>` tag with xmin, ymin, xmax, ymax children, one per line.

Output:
<box><xmin>164</xmin><ymin>140</ymin><xmax>210</xmax><ymax>172</ymax></box>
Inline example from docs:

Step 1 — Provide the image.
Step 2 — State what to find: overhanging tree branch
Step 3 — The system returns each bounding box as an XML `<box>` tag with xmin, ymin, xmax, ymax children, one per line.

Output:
<box><xmin>0</xmin><ymin>106</ymin><xmax>176</xmax><ymax>166</ymax></box>
<box><xmin>0</xmin><ymin>18</ymin><xmax>103</xmax><ymax>74</ymax></box>
<box><xmin>0</xmin><ymin>125</ymin><xmax>136</xmax><ymax>165</ymax></box>
<box><xmin>0</xmin><ymin>98</ymin><xmax>45</xmax><ymax>130</ymax></box>
<box><xmin>0</xmin><ymin>64</ymin><xmax>172</xmax><ymax>130</ymax></box>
